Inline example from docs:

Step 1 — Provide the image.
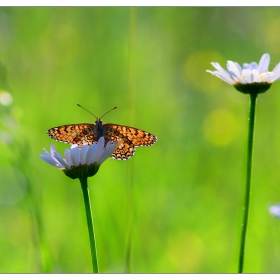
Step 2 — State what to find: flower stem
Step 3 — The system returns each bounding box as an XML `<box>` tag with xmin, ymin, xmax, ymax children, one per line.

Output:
<box><xmin>238</xmin><ymin>92</ymin><xmax>258</xmax><ymax>273</ymax></box>
<box><xmin>79</xmin><ymin>177</ymin><xmax>99</xmax><ymax>273</ymax></box>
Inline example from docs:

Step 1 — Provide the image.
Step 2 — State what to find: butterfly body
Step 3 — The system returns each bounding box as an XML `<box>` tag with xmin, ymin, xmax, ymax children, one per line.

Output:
<box><xmin>47</xmin><ymin>118</ymin><xmax>157</xmax><ymax>160</ymax></box>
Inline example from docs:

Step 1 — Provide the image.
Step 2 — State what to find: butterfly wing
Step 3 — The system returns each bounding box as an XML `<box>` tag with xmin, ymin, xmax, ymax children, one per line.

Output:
<box><xmin>104</xmin><ymin>124</ymin><xmax>157</xmax><ymax>160</ymax></box>
<box><xmin>47</xmin><ymin>122</ymin><xmax>157</xmax><ymax>160</ymax></box>
<box><xmin>104</xmin><ymin>124</ymin><xmax>158</xmax><ymax>146</ymax></box>
<box><xmin>47</xmin><ymin>123</ymin><xmax>96</xmax><ymax>146</ymax></box>
<box><xmin>110</xmin><ymin>140</ymin><xmax>136</xmax><ymax>160</ymax></box>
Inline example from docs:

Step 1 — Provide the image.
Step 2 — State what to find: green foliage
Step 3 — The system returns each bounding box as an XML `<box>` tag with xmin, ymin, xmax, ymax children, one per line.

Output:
<box><xmin>1</xmin><ymin>7</ymin><xmax>280</xmax><ymax>273</ymax></box>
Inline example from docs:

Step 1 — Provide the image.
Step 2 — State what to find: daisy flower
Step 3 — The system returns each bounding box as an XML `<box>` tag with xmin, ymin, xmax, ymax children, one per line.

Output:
<box><xmin>39</xmin><ymin>137</ymin><xmax>120</xmax><ymax>179</ymax></box>
<box><xmin>207</xmin><ymin>53</ymin><xmax>280</xmax><ymax>94</ymax></box>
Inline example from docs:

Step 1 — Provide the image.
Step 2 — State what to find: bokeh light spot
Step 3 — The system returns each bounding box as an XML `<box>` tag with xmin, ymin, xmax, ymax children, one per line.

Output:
<box><xmin>184</xmin><ymin>50</ymin><xmax>225</xmax><ymax>92</ymax></box>
<box><xmin>203</xmin><ymin>109</ymin><xmax>239</xmax><ymax>146</ymax></box>
<box><xmin>264</xmin><ymin>18</ymin><xmax>280</xmax><ymax>56</ymax></box>
<box><xmin>167</xmin><ymin>231</ymin><xmax>203</xmax><ymax>272</ymax></box>
<box><xmin>0</xmin><ymin>92</ymin><xmax>13</xmax><ymax>106</ymax></box>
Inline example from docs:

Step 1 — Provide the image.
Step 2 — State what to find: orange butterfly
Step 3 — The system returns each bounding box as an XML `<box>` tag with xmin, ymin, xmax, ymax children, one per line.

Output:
<box><xmin>47</xmin><ymin>105</ymin><xmax>157</xmax><ymax>160</ymax></box>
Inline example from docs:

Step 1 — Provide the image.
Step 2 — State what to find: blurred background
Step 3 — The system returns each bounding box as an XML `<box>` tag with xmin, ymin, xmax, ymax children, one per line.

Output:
<box><xmin>1</xmin><ymin>7</ymin><xmax>280</xmax><ymax>273</ymax></box>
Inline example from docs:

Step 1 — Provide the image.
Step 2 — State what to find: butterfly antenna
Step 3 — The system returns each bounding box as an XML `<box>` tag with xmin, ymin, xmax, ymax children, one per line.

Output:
<box><xmin>77</xmin><ymin>104</ymin><xmax>118</xmax><ymax>119</ymax></box>
<box><xmin>100</xmin><ymin>106</ymin><xmax>118</xmax><ymax>119</ymax></box>
<box><xmin>77</xmin><ymin>104</ymin><xmax>98</xmax><ymax>119</ymax></box>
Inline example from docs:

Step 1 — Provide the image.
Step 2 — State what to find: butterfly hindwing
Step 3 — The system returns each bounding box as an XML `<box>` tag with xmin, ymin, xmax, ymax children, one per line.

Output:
<box><xmin>110</xmin><ymin>139</ymin><xmax>136</xmax><ymax>160</ymax></box>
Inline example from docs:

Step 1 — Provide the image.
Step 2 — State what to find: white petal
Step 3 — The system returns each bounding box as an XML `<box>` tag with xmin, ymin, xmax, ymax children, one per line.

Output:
<box><xmin>80</xmin><ymin>144</ymin><xmax>89</xmax><ymax>165</ymax></box>
<box><xmin>86</xmin><ymin>144</ymin><xmax>98</xmax><ymax>165</ymax></box>
<box><xmin>206</xmin><ymin>70</ymin><xmax>234</xmax><ymax>85</ymax></box>
<box><xmin>258</xmin><ymin>53</ymin><xmax>270</xmax><ymax>73</ymax></box>
<box><xmin>64</xmin><ymin>148</ymin><xmax>73</xmax><ymax>166</ymax></box>
<box><xmin>53</xmin><ymin>151</ymin><xmax>69</xmax><ymax>168</ymax></box>
<box><xmin>233</xmin><ymin>62</ymin><xmax>242</xmax><ymax>73</ymax></box>
<box><xmin>270</xmin><ymin>64</ymin><xmax>280</xmax><ymax>82</ymax></box>
<box><xmin>244</xmin><ymin>62</ymin><xmax>258</xmax><ymax>70</ymax></box>
<box><xmin>90</xmin><ymin>137</ymin><xmax>105</xmax><ymax>163</ymax></box>
<box><xmin>210</xmin><ymin>62</ymin><xmax>234</xmax><ymax>82</ymax></box>
<box><xmin>242</xmin><ymin>63</ymin><xmax>250</xmax><ymax>69</ymax></box>
<box><xmin>227</xmin><ymin>61</ymin><xmax>243</xmax><ymax>82</ymax></box>
<box><xmin>50</xmin><ymin>143</ymin><xmax>57</xmax><ymax>156</ymax></box>
<box><xmin>42</xmin><ymin>148</ymin><xmax>51</xmax><ymax>157</ymax></box>
<box><xmin>39</xmin><ymin>145</ymin><xmax>66</xmax><ymax>168</ymax></box>
<box><xmin>97</xmin><ymin>141</ymin><xmax>119</xmax><ymax>164</ymax></box>
<box><xmin>207</xmin><ymin>62</ymin><xmax>235</xmax><ymax>85</ymax></box>
<box><xmin>263</xmin><ymin>72</ymin><xmax>274</xmax><ymax>82</ymax></box>
<box><xmin>70</xmin><ymin>145</ymin><xmax>80</xmax><ymax>166</ymax></box>
<box><xmin>209</xmin><ymin>62</ymin><xmax>223</xmax><ymax>72</ymax></box>
<box><xmin>39</xmin><ymin>153</ymin><xmax>63</xmax><ymax>168</ymax></box>
<box><xmin>252</xmin><ymin>69</ymin><xmax>266</xmax><ymax>83</ymax></box>
<box><xmin>242</xmin><ymin>69</ymin><xmax>254</xmax><ymax>83</ymax></box>
<box><xmin>272</xmin><ymin>62</ymin><xmax>280</xmax><ymax>73</ymax></box>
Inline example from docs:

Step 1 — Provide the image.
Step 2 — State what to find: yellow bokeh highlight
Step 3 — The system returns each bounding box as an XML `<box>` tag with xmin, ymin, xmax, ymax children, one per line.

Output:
<box><xmin>166</xmin><ymin>231</ymin><xmax>204</xmax><ymax>272</ymax></box>
<box><xmin>184</xmin><ymin>50</ymin><xmax>225</xmax><ymax>92</ymax></box>
<box><xmin>264</xmin><ymin>18</ymin><xmax>280</xmax><ymax>56</ymax></box>
<box><xmin>203</xmin><ymin>109</ymin><xmax>239</xmax><ymax>146</ymax></box>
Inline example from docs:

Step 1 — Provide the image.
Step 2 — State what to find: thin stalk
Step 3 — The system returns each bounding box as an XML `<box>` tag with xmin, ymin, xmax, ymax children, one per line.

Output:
<box><xmin>26</xmin><ymin>177</ymin><xmax>53</xmax><ymax>272</ymax></box>
<box><xmin>13</xmin><ymin>140</ymin><xmax>53</xmax><ymax>272</ymax></box>
<box><xmin>125</xmin><ymin>7</ymin><xmax>137</xmax><ymax>273</ymax></box>
<box><xmin>79</xmin><ymin>177</ymin><xmax>99</xmax><ymax>273</ymax></box>
<box><xmin>238</xmin><ymin>92</ymin><xmax>258</xmax><ymax>273</ymax></box>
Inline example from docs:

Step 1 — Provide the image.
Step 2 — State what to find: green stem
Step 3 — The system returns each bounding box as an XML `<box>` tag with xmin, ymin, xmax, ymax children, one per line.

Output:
<box><xmin>238</xmin><ymin>93</ymin><xmax>258</xmax><ymax>273</ymax></box>
<box><xmin>79</xmin><ymin>177</ymin><xmax>99</xmax><ymax>273</ymax></box>
<box><xmin>125</xmin><ymin>7</ymin><xmax>137</xmax><ymax>273</ymax></box>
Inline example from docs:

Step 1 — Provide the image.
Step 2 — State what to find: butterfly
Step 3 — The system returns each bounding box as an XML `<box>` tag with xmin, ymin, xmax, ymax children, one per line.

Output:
<box><xmin>47</xmin><ymin>104</ymin><xmax>158</xmax><ymax>160</ymax></box>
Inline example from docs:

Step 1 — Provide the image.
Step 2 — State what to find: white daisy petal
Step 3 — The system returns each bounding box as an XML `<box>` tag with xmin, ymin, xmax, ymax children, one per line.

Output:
<box><xmin>50</xmin><ymin>143</ymin><xmax>57</xmax><ymax>156</ymax></box>
<box><xmin>270</xmin><ymin>65</ymin><xmax>280</xmax><ymax>82</ymax></box>
<box><xmin>264</xmin><ymin>73</ymin><xmax>273</xmax><ymax>82</ymax></box>
<box><xmin>251</xmin><ymin>70</ymin><xmax>261</xmax><ymax>82</ymax></box>
<box><xmin>42</xmin><ymin>148</ymin><xmax>51</xmax><ymax>157</ymax></box>
<box><xmin>53</xmin><ymin>151</ymin><xmax>69</xmax><ymax>168</ymax></box>
<box><xmin>64</xmin><ymin>148</ymin><xmax>73</xmax><ymax>166</ymax></box>
<box><xmin>40</xmin><ymin>146</ymin><xmax>66</xmax><ymax>168</ymax></box>
<box><xmin>245</xmin><ymin>62</ymin><xmax>258</xmax><ymax>70</ymax></box>
<box><xmin>70</xmin><ymin>144</ymin><xmax>80</xmax><ymax>166</ymax></box>
<box><xmin>258</xmin><ymin>53</ymin><xmax>270</xmax><ymax>73</ymax></box>
<box><xmin>86</xmin><ymin>144</ymin><xmax>98</xmax><ymax>165</ymax></box>
<box><xmin>92</xmin><ymin>137</ymin><xmax>105</xmax><ymax>163</ymax></box>
<box><xmin>233</xmin><ymin>62</ymin><xmax>243</xmax><ymax>73</ymax></box>
<box><xmin>80</xmin><ymin>144</ymin><xmax>89</xmax><ymax>165</ymax></box>
<box><xmin>97</xmin><ymin>141</ymin><xmax>119</xmax><ymax>164</ymax></box>
<box><xmin>206</xmin><ymin>69</ymin><xmax>235</xmax><ymax>84</ymax></box>
<box><xmin>242</xmin><ymin>69</ymin><xmax>254</xmax><ymax>83</ymax></box>
<box><xmin>272</xmin><ymin>62</ymin><xmax>280</xmax><ymax>73</ymax></box>
<box><xmin>39</xmin><ymin>153</ymin><xmax>63</xmax><ymax>168</ymax></box>
<box><xmin>207</xmin><ymin>62</ymin><xmax>235</xmax><ymax>85</ymax></box>
<box><xmin>227</xmin><ymin>61</ymin><xmax>243</xmax><ymax>81</ymax></box>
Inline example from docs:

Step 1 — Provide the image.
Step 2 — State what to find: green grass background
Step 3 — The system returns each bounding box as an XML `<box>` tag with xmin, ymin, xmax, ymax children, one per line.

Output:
<box><xmin>1</xmin><ymin>7</ymin><xmax>280</xmax><ymax>273</ymax></box>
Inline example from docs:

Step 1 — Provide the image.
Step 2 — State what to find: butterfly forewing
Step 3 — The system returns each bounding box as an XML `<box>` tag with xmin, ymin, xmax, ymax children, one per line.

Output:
<box><xmin>47</xmin><ymin>120</ymin><xmax>157</xmax><ymax>160</ymax></box>
<box><xmin>47</xmin><ymin>124</ymin><xmax>96</xmax><ymax>145</ymax></box>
